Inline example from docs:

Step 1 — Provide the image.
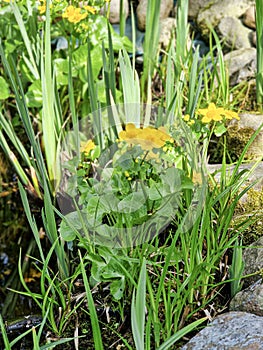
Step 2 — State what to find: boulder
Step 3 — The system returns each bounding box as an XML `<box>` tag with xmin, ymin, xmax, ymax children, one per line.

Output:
<box><xmin>181</xmin><ymin>311</ymin><xmax>263</xmax><ymax>349</ymax></box>
<box><xmin>136</xmin><ymin>0</ymin><xmax>174</xmax><ymax>31</ymax></box>
<box><xmin>230</xmin><ymin>279</ymin><xmax>263</xmax><ymax>316</ymax></box>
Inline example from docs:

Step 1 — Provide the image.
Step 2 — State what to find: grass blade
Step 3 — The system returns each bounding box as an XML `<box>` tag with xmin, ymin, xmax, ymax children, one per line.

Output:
<box><xmin>157</xmin><ymin>317</ymin><xmax>207</xmax><ymax>350</ymax></box>
<box><xmin>131</xmin><ymin>258</ymin><xmax>146</xmax><ymax>350</ymax></box>
<box><xmin>79</xmin><ymin>250</ymin><xmax>104</xmax><ymax>350</ymax></box>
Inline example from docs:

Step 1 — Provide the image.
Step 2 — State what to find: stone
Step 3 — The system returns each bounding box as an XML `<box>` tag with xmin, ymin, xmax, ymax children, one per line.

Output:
<box><xmin>188</xmin><ymin>0</ymin><xmax>216</xmax><ymax>20</ymax></box>
<box><xmin>251</xmin><ymin>31</ymin><xmax>257</xmax><ymax>47</ymax></box>
<box><xmin>181</xmin><ymin>311</ymin><xmax>263</xmax><ymax>349</ymax></box>
<box><xmin>100</xmin><ymin>0</ymin><xmax>129</xmax><ymax>24</ymax></box>
<box><xmin>242</xmin><ymin>236</ymin><xmax>263</xmax><ymax>288</ymax></box>
<box><xmin>159</xmin><ymin>17</ymin><xmax>176</xmax><ymax>49</ymax></box>
<box><xmin>227</xmin><ymin>113</ymin><xmax>263</xmax><ymax>160</ymax></box>
<box><xmin>217</xmin><ymin>16</ymin><xmax>252</xmax><ymax>51</ymax></box>
<box><xmin>242</xmin><ymin>6</ymin><xmax>256</xmax><ymax>29</ymax></box>
<box><xmin>207</xmin><ymin>162</ymin><xmax>263</xmax><ymax>189</ymax></box>
<box><xmin>223</xmin><ymin>48</ymin><xmax>256</xmax><ymax>86</ymax></box>
<box><xmin>230</xmin><ymin>279</ymin><xmax>263</xmax><ymax>316</ymax></box>
<box><xmin>197</xmin><ymin>0</ymin><xmax>253</xmax><ymax>40</ymax></box>
<box><xmin>136</xmin><ymin>0</ymin><xmax>174</xmax><ymax>31</ymax></box>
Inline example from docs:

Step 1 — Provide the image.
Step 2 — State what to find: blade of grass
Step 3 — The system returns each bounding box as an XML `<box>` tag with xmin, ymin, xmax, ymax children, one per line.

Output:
<box><xmin>79</xmin><ymin>250</ymin><xmax>104</xmax><ymax>350</ymax></box>
<box><xmin>11</xmin><ymin>1</ymin><xmax>39</xmax><ymax>80</ymax></box>
<box><xmin>41</xmin><ymin>0</ymin><xmax>59</xmax><ymax>185</ymax></box>
<box><xmin>141</xmin><ymin>0</ymin><xmax>161</xmax><ymax>101</ymax></box>
<box><xmin>157</xmin><ymin>317</ymin><xmax>207</xmax><ymax>350</ymax></box>
<box><xmin>0</xmin><ymin>313</ymin><xmax>11</xmax><ymax>350</ymax></box>
<box><xmin>131</xmin><ymin>258</ymin><xmax>146</xmax><ymax>350</ymax></box>
<box><xmin>119</xmin><ymin>49</ymin><xmax>140</xmax><ymax>126</ymax></box>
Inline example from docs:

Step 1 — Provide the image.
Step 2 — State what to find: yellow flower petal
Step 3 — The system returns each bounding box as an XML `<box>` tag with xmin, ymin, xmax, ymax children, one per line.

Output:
<box><xmin>80</xmin><ymin>140</ymin><xmax>96</xmax><ymax>155</ymax></box>
<box><xmin>223</xmin><ymin>110</ymin><xmax>240</xmax><ymax>120</ymax></box>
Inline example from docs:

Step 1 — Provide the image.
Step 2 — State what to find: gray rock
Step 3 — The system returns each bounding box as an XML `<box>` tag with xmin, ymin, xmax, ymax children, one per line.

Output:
<box><xmin>230</xmin><ymin>279</ymin><xmax>263</xmax><ymax>316</ymax></box>
<box><xmin>100</xmin><ymin>0</ymin><xmax>129</xmax><ymax>24</ymax></box>
<box><xmin>159</xmin><ymin>17</ymin><xmax>176</xmax><ymax>49</ymax></box>
<box><xmin>197</xmin><ymin>0</ymin><xmax>254</xmax><ymax>40</ymax></box>
<box><xmin>227</xmin><ymin>113</ymin><xmax>263</xmax><ymax>160</ymax></box>
<box><xmin>136</xmin><ymin>0</ymin><xmax>174</xmax><ymax>31</ymax></box>
<box><xmin>217</xmin><ymin>16</ymin><xmax>252</xmax><ymax>51</ymax></box>
<box><xmin>242</xmin><ymin>236</ymin><xmax>263</xmax><ymax>288</ymax></box>
<box><xmin>188</xmin><ymin>0</ymin><xmax>216</xmax><ymax>20</ymax></box>
<box><xmin>181</xmin><ymin>311</ymin><xmax>263</xmax><ymax>349</ymax></box>
<box><xmin>223</xmin><ymin>48</ymin><xmax>256</xmax><ymax>85</ymax></box>
<box><xmin>207</xmin><ymin>162</ymin><xmax>263</xmax><ymax>191</ymax></box>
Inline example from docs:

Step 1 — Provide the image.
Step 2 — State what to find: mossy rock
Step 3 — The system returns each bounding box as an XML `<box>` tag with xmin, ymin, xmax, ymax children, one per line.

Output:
<box><xmin>227</xmin><ymin>113</ymin><xmax>263</xmax><ymax>161</ymax></box>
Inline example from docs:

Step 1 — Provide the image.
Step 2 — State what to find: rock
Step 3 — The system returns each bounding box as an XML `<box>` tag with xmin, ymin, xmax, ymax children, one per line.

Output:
<box><xmin>207</xmin><ymin>162</ymin><xmax>263</xmax><ymax>189</ymax></box>
<box><xmin>242</xmin><ymin>236</ymin><xmax>263</xmax><ymax>288</ymax></box>
<box><xmin>227</xmin><ymin>113</ymin><xmax>263</xmax><ymax>160</ymax></box>
<box><xmin>251</xmin><ymin>31</ymin><xmax>257</xmax><ymax>47</ymax></box>
<box><xmin>188</xmin><ymin>0</ymin><xmax>215</xmax><ymax>20</ymax></box>
<box><xmin>100</xmin><ymin>0</ymin><xmax>129</xmax><ymax>24</ymax></box>
<box><xmin>242</xmin><ymin>6</ymin><xmax>256</xmax><ymax>29</ymax></box>
<box><xmin>136</xmin><ymin>0</ymin><xmax>174</xmax><ymax>31</ymax></box>
<box><xmin>223</xmin><ymin>48</ymin><xmax>256</xmax><ymax>85</ymax></box>
<box><xmin>230</xmin><ymin>279</ymin><xmax>263</xmax><ymax>316</ymax></box>
<box><xmin>196</xmin><ymin>0</ymin><xmax>254</xmax><ymax>40</ymax></box>
<box><xmin>217</xmin><ymin>16</ymin><xmax>252</xmax><ymax>51</ymax></box>
<box><xmin>159</xmin><ymin>17</ymin><xmax>176</xmax><ymax>49</ymax></box>
<box><xmin>181</xmin><ymin>311</ymin><xmax>263</xmax><ymax>349</ymax></box>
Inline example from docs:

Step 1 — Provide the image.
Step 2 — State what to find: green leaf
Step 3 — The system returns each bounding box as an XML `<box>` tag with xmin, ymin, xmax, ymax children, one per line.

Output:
<box><xmin>118</xmin><ymin>191</ymin><xmax>146</xmax><ymax>213</ymax></box>
<box><xmin>73</xmin><ymin>44</ymin><xmax>103</xmax><ymax>82</ymax></box>
<box><xmin>25</xmin><ymin>80</ymin><xmax>42</xmax><ymax>107</ymax></box>
<box><xmin>214</xmin><ymin>123</ymin><xmax>227</xmax><ymax>137</ymax></box>
<box><xmin>59</xmin><ymin>212</ymin><xmax>83</xmax><ymax>241</ymax></box>
<box><xmin>110</xmin><ymin>277</ymin><xmax>125</xmax><ymax>300</ymax></box>
<box><xmin>54</xmin><ymin>58</ymin><xmax>70</xmax><ymax>86</ymax></box>
<box><xmin>0</xmin><ymin>76</ymin><xmax>10</xmax><ymax>100</ymax></box>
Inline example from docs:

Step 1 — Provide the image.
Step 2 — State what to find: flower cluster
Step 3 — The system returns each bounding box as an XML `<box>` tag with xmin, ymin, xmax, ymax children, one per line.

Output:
<box><xmin>118</xmin><ymin>123</ymin><xmax>174</xmax><ymax>151</ymax></box>
<box><xmin>62</xmin><ymin>5</ymin><xmax>96</xmax><ymax>24</ymax></box>
<box><xmin>38</xmin><ymin>1</ymin><xmax>97</xmax><ymax>24</ymax></box>
<box><xmin>196</xmin><ymin>103</ymin><xmax>240</xmax><ymax>123</ymax></box>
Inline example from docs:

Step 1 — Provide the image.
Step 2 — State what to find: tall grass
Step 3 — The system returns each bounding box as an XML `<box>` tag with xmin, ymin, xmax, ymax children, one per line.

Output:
<box><xmin>141</xmin><ymin>0</ymin><xmax>161</xmax><ymax>102</ymax></box>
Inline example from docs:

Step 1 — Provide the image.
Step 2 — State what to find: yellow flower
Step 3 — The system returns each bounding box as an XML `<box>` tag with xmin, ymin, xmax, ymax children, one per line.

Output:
<box><xmin>223</xmin><ymin>109</ymin><xmax>240</xmax><ymax>120</ymax></box>
<box><xmin>197</xmin><ymin>103</ymin><xmax>240</xmax><ymax>123</ymax></box>
<box><xmin>197</xmin><ymin>103</ymin><xmax>224</xmax><ymax>123</ymax></box>
<box><xmin>118</xmin><ymin>123</ymin><xmax>141</xmax><ymax>140</ymax></box>
<box><xmin>84</xmin><ymin>5</ymin><xmax>96</xmax><ymax>14</ymax></box>
<box><xmin>38</xmin><ymin>0</ymin><xmax>53</xmax><ymax>15</ymax></box>
<box><xmin>62</xmin><ymin>5</ymin><xmax>87</xmax><ymax>23</ymax></box>
<box><xmin>80</xmin><ymin>140</ymin><xmax>96</xmax><ymax>155</ymax></box>
<box><xmin>183</xmin><ymin>114</ymin><xmax>190</xmax><ymax>122</ymax></box>
<box><xmin>118</xmin><ymin>124</ymin><xmax>174</xmax><ymax>156</ymax></box>
<box><xmin>38</xmin><ymin>4</ymin><xmax>46</xmax><ymax>14</ymax></box>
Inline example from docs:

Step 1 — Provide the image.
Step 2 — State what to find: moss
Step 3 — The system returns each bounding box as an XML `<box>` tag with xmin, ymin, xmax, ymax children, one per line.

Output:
<box><xmin>234</xmin><ymin>188</ymin><xmax>263</xmax><ymax>246</ymax></box>
<box><xmin>226</xmin><ymin>124</ymin><xmax>255</xmax><ymax>161</ymax></box>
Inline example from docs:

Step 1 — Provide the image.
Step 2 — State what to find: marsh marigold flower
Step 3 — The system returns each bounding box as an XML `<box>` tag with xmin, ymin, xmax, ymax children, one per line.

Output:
<box><xmin>80</xmin><ymin>140</ymin><xmax>96</xmax><ymax>155</ymax></box>
<box><xmin>118</xmin><ymin>123</ymin><xmax>174</xmax><ymax>152</ymax></box>
<box><xmin>197</xmin><ymin>103</ymin><xmax>239</xmax><ymax>123</ymax></box>
<box><xmin>84</xmin><ymin>5</ymin><xmax>96</xmax><ymax>14</ymax></box>
<box><xmin>62</xmin><ymin>5</ymin><xmax>87</xmax><ymax>23</ymax></box>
